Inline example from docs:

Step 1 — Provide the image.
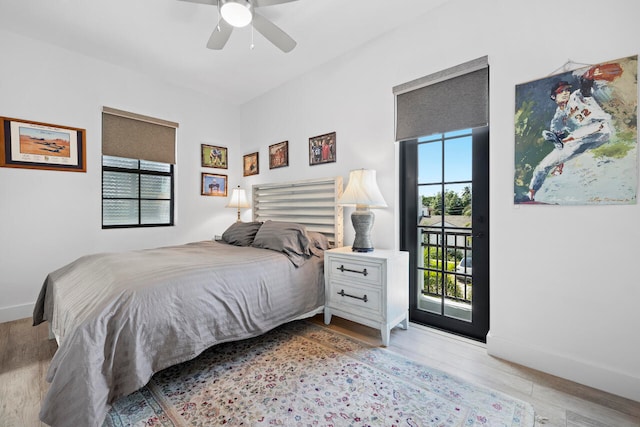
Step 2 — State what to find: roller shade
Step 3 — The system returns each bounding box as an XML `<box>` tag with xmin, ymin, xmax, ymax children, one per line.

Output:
<box><xmin>102</xmin><ymin>107</ymin><xmax>178</xmax><ymax>164</ymax></box>
<box><xmin>393</xmin><ymin>56</ymin><xmax>488</xmax><ymax>141</ymax></box>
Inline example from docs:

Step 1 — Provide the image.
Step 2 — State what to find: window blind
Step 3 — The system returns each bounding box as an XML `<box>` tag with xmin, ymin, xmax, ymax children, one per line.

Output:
<box><xmin>102</xmin><ymin>107</ymin><xmax>178</xmax><ymax>164</ymax></box>
<box><xmin>102</xmin><ymin>156</ymin><xmax>174</xmax><ymax>227</ymax></box>
<box><xmin>393</xmin><ymin>56</ymin><xmax>488</xmax><ymax>141</ymax></box>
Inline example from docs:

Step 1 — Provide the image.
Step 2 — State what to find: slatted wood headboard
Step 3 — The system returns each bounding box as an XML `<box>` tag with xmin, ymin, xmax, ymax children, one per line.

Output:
<box><xmin>252</xmin><ymin>177</ymin><xmax>344</xmax><ymax>248</ymax></box>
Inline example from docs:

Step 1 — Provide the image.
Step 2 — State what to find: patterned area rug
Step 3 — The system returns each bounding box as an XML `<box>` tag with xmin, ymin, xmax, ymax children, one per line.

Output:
<box><xmin>104</xmin><ymin>321</ymin><xmax>535</xmax><ymax>426</ymax></box>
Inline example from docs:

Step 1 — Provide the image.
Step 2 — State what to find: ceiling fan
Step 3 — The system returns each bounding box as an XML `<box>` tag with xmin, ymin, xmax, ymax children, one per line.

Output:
<box><xmin>179</xmin><ymin>0</ymin><xmax>298</xmax><ymax>53</ymax></box>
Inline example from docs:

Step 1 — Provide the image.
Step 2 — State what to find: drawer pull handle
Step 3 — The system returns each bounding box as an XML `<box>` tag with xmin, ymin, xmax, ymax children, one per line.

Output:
<box><xmin>337</xmin><ymin>264</ymin><xmax>368</xmax><ymax>276</ymax></box>
<box><xmin>337</xmin><ymin>289</ymin><xmax>368</xmax><ymax>303</ymax></box>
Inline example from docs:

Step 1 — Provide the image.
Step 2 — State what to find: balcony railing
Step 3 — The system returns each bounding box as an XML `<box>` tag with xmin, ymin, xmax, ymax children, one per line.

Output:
<box><xmin>419</xmin><ymin>226</ymin><xmax>472</xmax><ymax>305</ymax></box>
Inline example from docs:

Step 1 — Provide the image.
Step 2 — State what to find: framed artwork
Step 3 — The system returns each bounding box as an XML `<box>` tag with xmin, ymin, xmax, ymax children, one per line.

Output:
<box><xmin>269</xmin><ymin>141</ymin><xmax>288</xmax><ymax>169</ymax></box>
<box><xmin>309</xmin><ymin>132</ymin><xmax>336</xmax><ymax>166</ymax></box>
<box><xmin>201</xmin><ymin>144</ymin><xmax>227</xmax><ymax>169</ymax></box>
<box><xmin>0</xmin><ymin>116</ymin><xmax>86</xmax><ymax>172</ymax></box>
<box><xmin>201</xmin><ymin>173</ymin><xmax>228</xmax><ymax>197</ymax></box>
<box><xmin>514</xmin><ymin>55</ymin><xmax>637</xmax><ymax>205</ymax></box>
<box><xmin>243</xmin><ymin>152</ymin><xmax>259</xmax><ymax>176</ymax></box>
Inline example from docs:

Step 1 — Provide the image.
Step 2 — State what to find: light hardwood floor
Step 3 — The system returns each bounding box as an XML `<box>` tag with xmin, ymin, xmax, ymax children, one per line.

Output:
<box><xmin>1</xmin><ymin>315</ymin><xmax>638</xmax><ymax>427</ymax></box>
<box><xmin>309</xmin><ymin>315</ymin><xmax>640</xmax><ymax>427</ymax></box>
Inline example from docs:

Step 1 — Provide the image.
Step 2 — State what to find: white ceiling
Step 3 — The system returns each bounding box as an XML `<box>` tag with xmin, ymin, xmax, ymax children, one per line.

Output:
<box><xmin>0</xmin><ymin>0</ymin><xmax>449</xmax><ymax>105</ymax></box>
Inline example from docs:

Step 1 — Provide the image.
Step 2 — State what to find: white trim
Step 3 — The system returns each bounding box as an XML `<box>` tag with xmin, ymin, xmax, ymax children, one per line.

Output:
<box><xmin>0</xmin><ymin>303</ymin><xmax>33</xmax><ymax>323</ymax></box>
<box><xmin>487</xmin><ymin>331</ymin><xmax>640</xmax><ymax>402</ymax></box>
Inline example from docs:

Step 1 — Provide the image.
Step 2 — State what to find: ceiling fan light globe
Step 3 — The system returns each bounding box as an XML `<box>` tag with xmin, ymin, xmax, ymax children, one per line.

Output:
<box><xmin>220</xmin><ymin>0</ymin><xmax>253</xmax><ymax>28</ymax></box>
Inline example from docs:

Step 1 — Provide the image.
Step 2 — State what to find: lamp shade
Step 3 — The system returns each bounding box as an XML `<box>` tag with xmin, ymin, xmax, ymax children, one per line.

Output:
<box><xmin>226</xmin><ymin>186</ymin><xmax>250</xmax><ymax>222</ymax></box>
<box><xmin>226</xmin><ymin>187</ymin><xmax>250</xmax><ymax>209</ymax></box>
<box><xmin>338</xmin><ymin>169</ymin><xmax>387</xmax><ymax>208</ymax></box>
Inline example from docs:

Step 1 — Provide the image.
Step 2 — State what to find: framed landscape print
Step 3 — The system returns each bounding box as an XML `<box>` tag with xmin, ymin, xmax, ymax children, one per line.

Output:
<box><xmin>309</xmin><ymin>132</ymin><xmax>336</xmax><ymax>166</ymax></box>
<box><xmin>269</xmin><ymin>141</ymin><xmax>288</xmax><ymax>169</ymax></box>
<box><xmin>201</xmin><ymin>173</ymin><xmax>227</xmax><ymax>197</ymax></box>
<box><xmin>243</xmin><ymin>152</ymin><xmax>259</xmax><ymax>176</ymax></box>
<box><xmin>0</xmin><ymin>116</ymin><xmax>86</xmax><ymax>172</ymax></box>
<box><xmin>201</xmin><ymin>144</ymin><xmax>227</xmax><ymax>169</ymax></box>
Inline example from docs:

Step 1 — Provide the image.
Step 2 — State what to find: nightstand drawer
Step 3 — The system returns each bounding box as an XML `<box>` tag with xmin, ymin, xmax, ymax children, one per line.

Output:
<box><xmin>328</xmin><ymin>257</ymin><xmax>382</xmax><ymax>286</ymax></box>
<box><xmin>327</xmin><ymin>281</ymin><xmax>381</xmax><ymax>316</ymax></box>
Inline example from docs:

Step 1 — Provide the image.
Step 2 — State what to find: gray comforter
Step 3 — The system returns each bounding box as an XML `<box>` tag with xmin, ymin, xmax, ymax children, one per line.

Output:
<box><xmin>32</xmin><ymin>240</ymin><xmax>325</xmax><ymax>427</ymax></box>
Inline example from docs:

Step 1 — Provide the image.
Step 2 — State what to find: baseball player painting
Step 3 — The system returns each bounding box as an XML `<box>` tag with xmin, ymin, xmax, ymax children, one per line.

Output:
<box><xmin>514</xmin><ymin>55</ymin><xmax>637</xmax><ymax>205</ymax></box>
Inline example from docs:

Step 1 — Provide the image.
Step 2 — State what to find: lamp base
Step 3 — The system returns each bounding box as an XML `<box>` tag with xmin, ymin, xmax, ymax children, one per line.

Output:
<box><xmin>350</xmin><ymin>208</ymin><xmax>375</xmax><ymax>252</ymax></box>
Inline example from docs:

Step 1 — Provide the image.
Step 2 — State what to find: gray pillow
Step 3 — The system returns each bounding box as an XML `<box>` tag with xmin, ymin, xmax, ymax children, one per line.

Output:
<box><xmin>221</xmin><ymin>221</ymin><xmax>263</xmax><ymax>246</ymax></box>
<box><xmin>251</xmin><ymin>220</ymin><xmax>311</xmax><ymax>266</ymax></box>
<box><xmin>307</xmin><ymin>231</ymin><xmax>330</xmax><ymax>256</ymax></box>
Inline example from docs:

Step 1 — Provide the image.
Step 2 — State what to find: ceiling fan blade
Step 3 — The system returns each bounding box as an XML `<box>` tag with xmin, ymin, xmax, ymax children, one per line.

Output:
<box><xmin>177</xmin><ymin>0</ymin><xmax>218</xmax><ymax>5</ymax></box>
<box><xmin>253</xmin><ymin>0</ymin><xmax>298</xmax><ymax>7</ymax></box>
<box><xmin>207</xmin><ymin>19</ymin><xmax>234</xmax><ymax>49</ymax></box>
<box><xmin>252</xmin><ymin>12</ymin><xmax>296</xmax><ymax>53</ymax></box>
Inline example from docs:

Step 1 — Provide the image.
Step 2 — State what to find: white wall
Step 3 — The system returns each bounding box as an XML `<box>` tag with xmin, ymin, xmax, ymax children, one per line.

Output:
<box><xmin>240</xmin><ymin>0</ymin><xmax>640</xmax><ymax>401</ymax></box>
<box><xmin>1</xmin><ymin>0</ymin><xmax>638</xmax><ymax>404</ymax></box>
<box><xmin>0</xmin><ymin>30</ymin><xmax>242</xmax><ymax>322</ymax></box>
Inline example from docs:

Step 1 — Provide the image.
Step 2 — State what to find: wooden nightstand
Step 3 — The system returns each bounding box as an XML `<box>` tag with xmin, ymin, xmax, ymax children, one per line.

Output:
<box><xmin>324</xmin><ymin>247</ymin><xmax>409</xmax><ymax>346</ymax></box>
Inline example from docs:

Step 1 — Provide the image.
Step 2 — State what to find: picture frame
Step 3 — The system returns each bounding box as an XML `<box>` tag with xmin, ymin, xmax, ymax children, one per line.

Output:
<box><xmin>0</xmin><ymin>116</ymin><xmax>86</xmax><ymax>172</ymax></box>
<box><xmin>201</xmin><ymin>144</ymin><xmax>228</xmax><ymax>169</ymax></box>
<box><xmin>309</xmin><ymin>132</ymin><xmax>336</xmax><ymax>166</ymax></box>
<box><xmin>243</xmin><ymin>152</ymin><xmax>259</xmax><ymax>176</ymax></box>
<box><xmin>201</xmin><ymin>173</ymin><xmax>228</xmax><ymax>197</ymax></box>
<box><xmin>269</xmin><ymin>141</ymin><xmax>289</xmax><ymax>169</ymax></box>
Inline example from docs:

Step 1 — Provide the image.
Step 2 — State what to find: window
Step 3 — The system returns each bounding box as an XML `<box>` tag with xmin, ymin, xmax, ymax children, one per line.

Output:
<box><xmin>102</xmin><ymin>156</ymin><xmax>174</xmax><ymax>228</ymax></box>
<box><xmin>101</xmin><ymin>107</ymin><xmax>178</xmax><ymax>229</ymax></box>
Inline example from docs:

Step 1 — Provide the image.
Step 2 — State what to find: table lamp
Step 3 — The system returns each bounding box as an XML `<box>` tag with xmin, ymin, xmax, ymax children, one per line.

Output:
<box><xmin>226</xmin><ymin>185</ymin><xmax>250</xmax><ymax>222</ymax></box>
<box><xmin>338</xmin><ymin>169</ymin><xmax>387</xmax><ymax>252</ymax></box>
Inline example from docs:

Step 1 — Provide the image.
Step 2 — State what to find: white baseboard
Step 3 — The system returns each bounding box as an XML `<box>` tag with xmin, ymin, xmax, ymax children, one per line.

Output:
<box><xmin>486</xmin><ymin>331</ymin><xmax>640</xmax><ymax>403</ymax></box>
<box><xmin>0</xmin><ymin>303</ymin><xmax>33</xmax><ymax>324</ymax></box>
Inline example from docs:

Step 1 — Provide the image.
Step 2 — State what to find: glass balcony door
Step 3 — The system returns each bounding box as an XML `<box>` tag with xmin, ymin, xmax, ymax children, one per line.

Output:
<box><xmin>400</xmin><ymin>126</ymin><xmax>489</xmax><ymax>341</ymax></box>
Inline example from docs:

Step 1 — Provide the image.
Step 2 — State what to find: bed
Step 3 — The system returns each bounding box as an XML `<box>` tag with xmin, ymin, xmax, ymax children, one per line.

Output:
<box><xmin>32</xmin><ymin>177</ymin><xmax>343</xmax><ymax>427</ymax></box>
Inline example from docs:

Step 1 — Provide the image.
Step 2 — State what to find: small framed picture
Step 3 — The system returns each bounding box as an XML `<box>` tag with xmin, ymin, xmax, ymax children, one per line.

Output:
<box><xmin>201</xmin><ymin>144</ymin><xmax>227</xmax><ymax>169</ymax></box>
<box><xmin>201</xmin><ymin>173</ymin><xmax>228</xmax><ymax>197</ymax></box>
<box><xmin>0</xmin><ymin>116</ymin><xmax>86</xmax><ymax>172</ymax></box>
<box><xmin>269</xmin><ymin>141</ymin><xmax>288</xmax><ymax>169</ymax></box>
<box><xmin>243</xmin><ymin>152</ymin><xmax>259</xmax><ymax>176</ymax></box>
<box><xmin>309</xmin><ymin>132</ymin><xmax>336</xmax><ymax>166</ymax></box>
